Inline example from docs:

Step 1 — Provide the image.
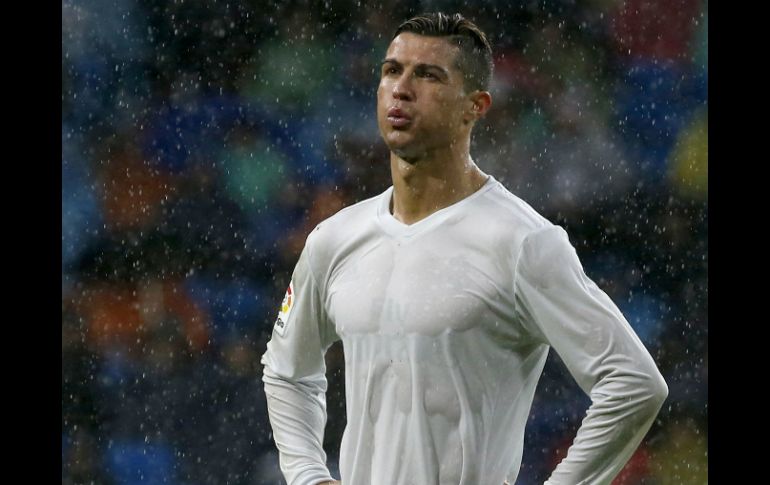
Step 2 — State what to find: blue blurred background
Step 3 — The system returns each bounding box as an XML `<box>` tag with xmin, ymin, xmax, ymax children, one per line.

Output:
<box><xmin>62</xmin><ymin>1</ymin><xmax>707</xmax><ymax>483</ymax></box>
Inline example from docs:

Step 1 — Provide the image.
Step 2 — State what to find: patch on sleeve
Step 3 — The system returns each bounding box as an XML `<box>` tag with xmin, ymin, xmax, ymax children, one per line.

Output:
<box><xmin>273</xmin><ymin>281</ymin><xmax>294</xmax><ymax>337</ymax></box>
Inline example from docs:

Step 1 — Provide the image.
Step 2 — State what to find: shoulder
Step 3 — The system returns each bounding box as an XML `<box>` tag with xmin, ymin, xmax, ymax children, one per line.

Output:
<box><xmin>303</xmin><ymin>188</ymin><xmax>387</xmax><ymax>262</ymax></box>
<box><xmin>516</xmin><ymin>225</ymin><xmax>581</xmax><ymax>290</ymax></box>
<box><xmin>483</xmin><ymin>181</ymin><xmax>551</xmax><ymax>229</ymax></box>
<box><xmin>472</xmin><ymin>178</ymin><xmax>556</xmax><ymax>248</ymax></box>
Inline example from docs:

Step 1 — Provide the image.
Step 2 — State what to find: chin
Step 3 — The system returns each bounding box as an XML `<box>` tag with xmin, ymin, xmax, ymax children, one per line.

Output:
<box><xmin>390</xmin><ymin>148</ymin><xmax>419</xmax><ymax>164</ymax></box>
<box><xmin>385</xmin><ymin>128</ymin><xmax>414</xmax><ymax>145</ymax></box>
<box><xmin>387</xmin><ymin>141</ymin><xmax>426</xmax><ymax>164</ymax></box>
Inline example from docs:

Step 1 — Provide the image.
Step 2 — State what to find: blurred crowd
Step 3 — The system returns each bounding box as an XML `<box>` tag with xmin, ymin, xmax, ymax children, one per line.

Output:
<box><xmin>62</xmin><ymin>0</ymin><xmax>707</xmax><ymax>484</ymax></box>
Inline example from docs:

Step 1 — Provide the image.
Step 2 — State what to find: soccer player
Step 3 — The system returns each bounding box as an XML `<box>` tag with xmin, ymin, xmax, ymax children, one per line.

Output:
<box><xmin>261</xmin><ymin>12</ymin><xmax>668</xmax><ymax>485</ymax></box>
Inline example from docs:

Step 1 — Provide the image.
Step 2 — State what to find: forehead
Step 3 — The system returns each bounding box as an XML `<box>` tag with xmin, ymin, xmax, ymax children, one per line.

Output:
<box><xmin>385</xmin><ymin>32</ymin><xmax>460</xmax><ymax>70</ymax></box>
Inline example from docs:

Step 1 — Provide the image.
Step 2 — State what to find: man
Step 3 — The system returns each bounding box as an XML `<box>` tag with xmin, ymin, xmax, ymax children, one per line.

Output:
<box><xmin>261</xmin><ymin>12</ymin><xmax>668</xmax><ymax>485</ymax></box>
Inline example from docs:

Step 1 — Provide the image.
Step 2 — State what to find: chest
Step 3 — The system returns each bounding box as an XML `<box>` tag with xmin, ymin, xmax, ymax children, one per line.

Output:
<box><xmin>326</xmin><ymin>235</ymin><xmax>511</xmax><ymax>337</ymax></box>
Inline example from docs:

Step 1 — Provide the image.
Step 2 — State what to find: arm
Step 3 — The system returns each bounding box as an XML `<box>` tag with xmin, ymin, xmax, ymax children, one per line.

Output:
<box><xmin>513</xmin><ymin>226</ymin><xmax>668</xmax><ymax>485</ymax></box>
<box><xmin>261</xmin><ymin>239</ymin><xmax>340</xmax><ymax>485</ymax></box>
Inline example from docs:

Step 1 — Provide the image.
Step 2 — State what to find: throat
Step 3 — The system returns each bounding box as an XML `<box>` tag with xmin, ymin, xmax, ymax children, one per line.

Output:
<box><xmin>390</xmin><ymin>169</ymin><xmax>489</xmax><ymax>225</ymax></box>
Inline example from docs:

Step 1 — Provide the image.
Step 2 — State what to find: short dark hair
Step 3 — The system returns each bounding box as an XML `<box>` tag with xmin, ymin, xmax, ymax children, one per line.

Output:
<box><xmin>393</xmin><ymin>12</ymin><xmax>493</xmax><ymax>93</ymax></box>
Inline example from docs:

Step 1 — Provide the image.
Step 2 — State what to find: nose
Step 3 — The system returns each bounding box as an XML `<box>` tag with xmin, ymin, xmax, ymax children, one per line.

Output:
<box><xmin>392</xmin><ymin>73</ymin><xmax>414</xmax><ymax>101</ymax></box>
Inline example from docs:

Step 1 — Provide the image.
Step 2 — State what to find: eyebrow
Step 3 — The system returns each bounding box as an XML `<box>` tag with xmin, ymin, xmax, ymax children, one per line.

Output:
<box><xmin>381</xmin><ymin>58</ymin><xmax>450</xmax><ymax>79</ymax></box>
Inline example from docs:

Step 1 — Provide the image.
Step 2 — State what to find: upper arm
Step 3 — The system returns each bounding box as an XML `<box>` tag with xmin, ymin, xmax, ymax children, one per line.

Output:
<box><xmin>513</xmin><ymin>226</ymin><xmax>666</xmax><ymax>396</ymax></box>
<box><xmin>262</xmin><ymin>237</ymin><xmax>340</xmax><ymax>383</ymax></box>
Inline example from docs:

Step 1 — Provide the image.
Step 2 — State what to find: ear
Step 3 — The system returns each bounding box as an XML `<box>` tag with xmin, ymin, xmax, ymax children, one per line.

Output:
<box><xmin>464</xmin><ymin>91</ymin><xmax>492</xmax><ymax>124</ymax></box>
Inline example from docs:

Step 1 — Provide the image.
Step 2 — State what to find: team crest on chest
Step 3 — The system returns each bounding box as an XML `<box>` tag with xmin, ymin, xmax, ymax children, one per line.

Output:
<box><xmin>274</xmin><ymin>281</ymin><xmax>294</xmax><ymax>336</ymax></box>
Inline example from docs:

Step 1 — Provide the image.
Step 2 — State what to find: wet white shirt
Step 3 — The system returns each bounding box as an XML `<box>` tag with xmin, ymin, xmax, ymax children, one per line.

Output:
<box><xmin>261</xmin><ymin>174</ymin><xmax>668</xmax><ymax>485</ymax></box>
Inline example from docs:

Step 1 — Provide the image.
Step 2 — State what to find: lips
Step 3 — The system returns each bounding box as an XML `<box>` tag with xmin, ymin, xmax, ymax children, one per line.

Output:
<box><xmin>387</xmin><ymin>107</ymin><xmax>412</xmax><ymax>128</ymax></box>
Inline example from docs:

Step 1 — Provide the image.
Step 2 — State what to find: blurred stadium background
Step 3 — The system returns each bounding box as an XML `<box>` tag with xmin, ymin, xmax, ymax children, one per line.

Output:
<box><xmin>62</xmin><ymin>0</ymin><xmax>707</xmax><ymax>483</ymax></box>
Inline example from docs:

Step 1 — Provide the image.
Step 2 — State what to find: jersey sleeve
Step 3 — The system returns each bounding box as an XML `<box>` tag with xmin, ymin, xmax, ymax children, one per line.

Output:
<box><xmin>513</xmin><ymin>225</ymin><xmax>668</xmax><ymax>485</ymax></box>
<box><xmin>261</xmin><ymin>233</ymin><xmax>340</xmax><ymax>485</ymax></box>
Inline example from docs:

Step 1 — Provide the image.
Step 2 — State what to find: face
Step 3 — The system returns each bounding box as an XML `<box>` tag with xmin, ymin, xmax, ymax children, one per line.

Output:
<box><xmin>377</xmin><ymin>33</ymin><xmax>474</xmax><ymax>160</ymax></box>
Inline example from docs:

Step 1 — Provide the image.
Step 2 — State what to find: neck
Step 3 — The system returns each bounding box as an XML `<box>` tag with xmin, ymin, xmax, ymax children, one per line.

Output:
<box><xmin>389</xmin><ymin>140</ymin><xmax>488</xmax><ymax>225</ymax></box>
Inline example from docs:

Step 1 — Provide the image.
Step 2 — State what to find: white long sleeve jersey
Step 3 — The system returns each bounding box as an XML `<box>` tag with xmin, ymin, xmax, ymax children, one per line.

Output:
<box><xmin>261</xmin><ymin>174</ymin><xmax>668</xmax><ymax>485</ymax></box>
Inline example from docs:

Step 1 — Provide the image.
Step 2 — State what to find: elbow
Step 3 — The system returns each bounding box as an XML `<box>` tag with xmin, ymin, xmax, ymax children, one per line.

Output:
<box><xmin>655</xmin><ymin>373</ymin><xmax>669</xmax><ymax>406</ymax></box>
<box><xmin>642</xmin><ymin>370</ymin><xmax>669</xmax><ymax>414</ymax></box>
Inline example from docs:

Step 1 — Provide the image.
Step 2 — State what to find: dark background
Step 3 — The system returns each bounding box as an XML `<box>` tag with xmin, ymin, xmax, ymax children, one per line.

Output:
<box><xmin>62</xmin><ymin>0</ymin><xmax>708</xmax><ymax>483</ymax></box>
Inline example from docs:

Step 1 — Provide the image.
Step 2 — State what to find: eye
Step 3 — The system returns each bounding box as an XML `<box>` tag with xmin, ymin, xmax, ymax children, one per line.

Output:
<box><xmin>418</xmin><ymin>71</ymin><xmax>438</xmax><ymax>80</ymax></box>
<box><xmin>382</xmin><ymin>66</ymin><xmax>398</xmax><ymax>76</ymax></box>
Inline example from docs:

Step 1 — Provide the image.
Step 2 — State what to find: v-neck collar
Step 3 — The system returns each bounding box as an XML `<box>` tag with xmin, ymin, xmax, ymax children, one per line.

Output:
<box><xmin>375</xmin><ymin>174</ymin><xmax>498</xmax><ymax>239</ymax></box>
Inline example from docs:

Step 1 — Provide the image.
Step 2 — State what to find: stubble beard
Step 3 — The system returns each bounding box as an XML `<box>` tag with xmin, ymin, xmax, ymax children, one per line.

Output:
<box><xmin>387</xmin><ymin>129</ymin><xmax>460</xmax><ymax>166</ymax></box>
<box><xmin>380</xmin><ymin>128</ymin><xmax>420</xmax><ymax>165</ymax></box>
<box><xmin>390</xmin><ymin>145</ymin><xmax>423</xmax><ymax>165</ymax></box>
<box><xmin>384</xmin><ymin>126</ymin><xmax>443</xmax><ymax>166</ymax></box>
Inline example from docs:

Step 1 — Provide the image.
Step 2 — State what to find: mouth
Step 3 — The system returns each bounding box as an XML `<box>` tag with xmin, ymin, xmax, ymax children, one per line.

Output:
<box><xmin>386</xmin><ymin>107</ymin><xmax>412</xmax><ymax>128</ymax></box>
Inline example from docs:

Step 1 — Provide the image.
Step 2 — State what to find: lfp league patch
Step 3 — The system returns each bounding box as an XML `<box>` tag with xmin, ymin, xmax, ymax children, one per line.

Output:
<box><xmin>274</xmin><ymin>281</ymin><xmax>294</xmax><ymax>336</ymax></box>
